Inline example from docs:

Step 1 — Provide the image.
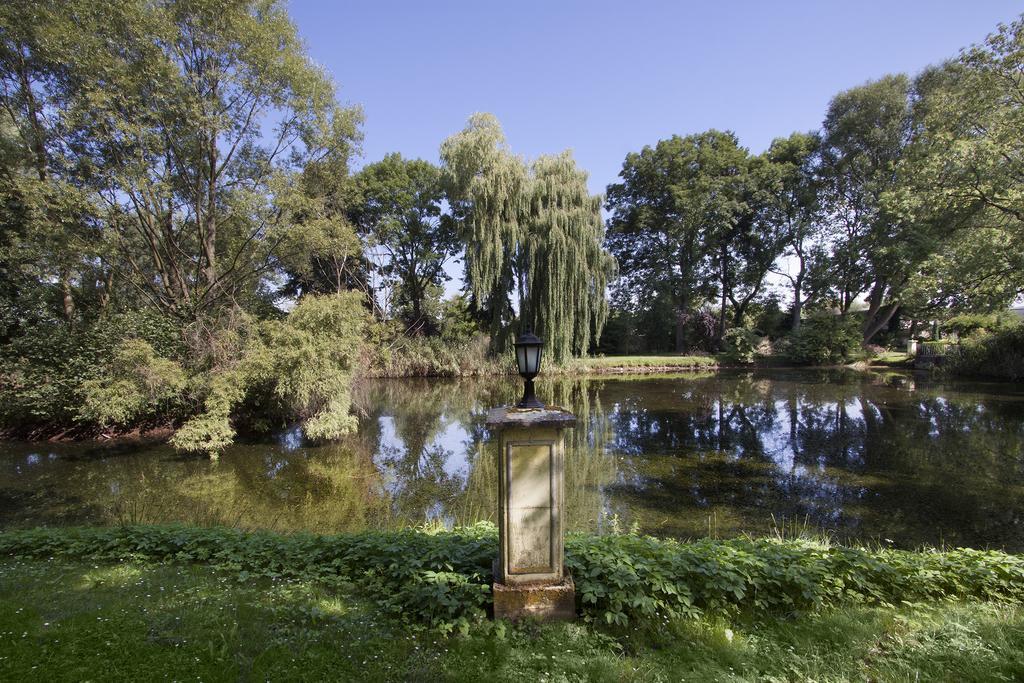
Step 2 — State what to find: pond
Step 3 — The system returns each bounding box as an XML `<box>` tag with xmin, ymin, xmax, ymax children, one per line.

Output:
<box><xmin>2</xmin><ymin>369</ymin><xmax>1024</xmax><ymax>550</ymax></box>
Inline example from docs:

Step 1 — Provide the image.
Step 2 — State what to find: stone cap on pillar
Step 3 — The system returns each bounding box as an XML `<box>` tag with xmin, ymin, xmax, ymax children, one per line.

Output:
<box><xmin>486</xmin><ymin>406</ymin><xmax>577</xmax><ymax>430</ymax></box>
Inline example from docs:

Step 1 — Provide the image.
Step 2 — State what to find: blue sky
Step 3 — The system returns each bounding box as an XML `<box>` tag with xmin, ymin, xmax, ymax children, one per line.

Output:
<box><xmin>287</xmin><ymin>1</ymin><xmax>1022</xmax><ymax>299</ymax></box>
<box><xmin>290</xmin><ymin>0</ymin><xmax>1021</xmax><ymax>192</ymax></box>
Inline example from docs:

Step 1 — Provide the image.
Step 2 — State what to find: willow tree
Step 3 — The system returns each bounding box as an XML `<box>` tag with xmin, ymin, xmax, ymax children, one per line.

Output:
<box><xmin>440</xmin><ymin>114</ymin><xmax>613</xmax><ymax>364</ymax></box>
<box><xmin>525</xmin><ymin>152</ymin><xmax>614</xmax><ymax>362</ymax></box>
<box><xmin>440</xmin><ymin>114</ymin><xmax>526</xmax><ymax>345</ymax></box>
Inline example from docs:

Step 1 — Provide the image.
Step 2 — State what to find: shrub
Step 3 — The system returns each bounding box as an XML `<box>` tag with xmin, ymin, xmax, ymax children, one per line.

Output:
<box><xmin>786</xmin><ymin>313</ymin><xmax>862</xmax><ymax>365</ymax></box>
<box><xmin>171</xmin><ymin>292</ymin><xmax>367</xmax><ymax>454</ymax></box>
<box><xmin>0</xmin><ymin>310</ymin><xmax>185</xmax><ymax>433</ymax></box>
<box><xmin>3</xmin><ymin>525</ymin><xmax>1024</xmax><ymax>633</ymax></box>
<box><xmin>722</xmin><ymin>328</ymin><xmax>760</xmax><ymax>364</ymax></box>
<box><xmin>79</xmin><ymin>339</ymin><xmax>187</xmax><ymax>427</ymax></box>
<box><xmin>752</xmin><ymin>295</ymin><xmax>789</xmax><ymax>338</ymax></box>
<box><xmin>567</xmin><ymin>533</ymin><xmax>1024</xmax><ymax>626</ymax></box>
<box><xmin>0</xmin><ymin>524</ymin><xmax>495</xmax><ymax>634</ymax></box>
<box><xmin>943</xmin><ymin>312</ymin><xmax>1019</xmax><ymax>338</ymax></box>
<box><xmin>677</xmin><ymin>311</ymin><xmax>718</xmax><ymax>353</ymax></box>
<box><xmin>438</xmin><ymin>295</ymin><xmax>481</xmax><ymax>345</ymax></box>
<box><xmin>947</xmin><ymin>323</ymin><xmax>1024</xmax><ymax>380</ymax></box>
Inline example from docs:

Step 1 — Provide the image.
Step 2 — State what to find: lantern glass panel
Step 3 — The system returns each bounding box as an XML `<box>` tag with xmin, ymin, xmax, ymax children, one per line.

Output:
<box><xmin>526</xmin><ymin>344</ymin><xmax>541</xmax><ymax>375</ymax></box>
<box><xmin>516</xmin><ymin>345</ymin><xmax>529</xmax><ymax>376</ymax></box>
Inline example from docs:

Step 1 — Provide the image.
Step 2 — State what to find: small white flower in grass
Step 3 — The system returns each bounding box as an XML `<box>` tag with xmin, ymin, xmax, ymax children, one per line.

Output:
<box><xmin>724</xmin><ymin>628</ymin><xmax>734</xmax><ymax>642</ymax></box>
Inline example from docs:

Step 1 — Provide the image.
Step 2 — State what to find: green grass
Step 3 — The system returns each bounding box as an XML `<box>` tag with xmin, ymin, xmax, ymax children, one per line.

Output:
<box><xmin>871</xmin><ymin>351</ymin><xmax>911</xmax><ymax>366</ymax></box>
<box><xmin>569</xmin><ymin>354</ymin><xmax>719</xmax><ymax>372</ymax></box>
<box><xmin>2</xmin><ymin>558</ymin><xmax>1023</xmax><ymax>682</ymax></box>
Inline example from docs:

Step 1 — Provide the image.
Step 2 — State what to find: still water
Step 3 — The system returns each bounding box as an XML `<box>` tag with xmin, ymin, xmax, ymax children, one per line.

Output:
<box><xmin>2</xmin><ymin>370</ymin><xmax>1024</xmax><ymax>550</ymax></box>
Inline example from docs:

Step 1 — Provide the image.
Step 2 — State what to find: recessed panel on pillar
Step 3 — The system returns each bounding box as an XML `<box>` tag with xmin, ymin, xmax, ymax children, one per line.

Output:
<box><xmin>507</xmin><ymin>441</ymin><xmax>553</xmax><ymax>574</ymax></box>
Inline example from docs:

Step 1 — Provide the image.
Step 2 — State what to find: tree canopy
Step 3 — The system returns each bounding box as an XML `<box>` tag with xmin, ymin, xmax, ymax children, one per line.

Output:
<box><xmin>441</xmin><ymin>114</ymin><xmax>613</xmax><ymax>363</ymax></box>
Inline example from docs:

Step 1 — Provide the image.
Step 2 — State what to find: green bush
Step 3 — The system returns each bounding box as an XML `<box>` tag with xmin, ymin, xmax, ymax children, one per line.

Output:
<box><xmin>786</xmin><ymin>313</ymin><xmax>862</xmax><ymax>365</ymax></box>
<box><xmin>721</xmin><ymin>328</ymin><xmax>760</xmax><ymax>364</ymax></box>
<box><xmin>947</xmin><ymin>323</ymin><xmax>1024</xmax><ymax>380</ymax></box>
<box><xmin>943</xmin><ymin>312</ymin><xmax>1019</xmax><ymax>338</ymax></box>
<box><xmin>79</xmin><ymin>339</ymin><xmax>187</xmax><ymax>427</ymax></box>
<box><xmin>0</xmin><ymin>524</ymin><xmax>495</xmax><ymax>634</ymax></box>
<box><xmin>0</xmin><ymin>310</ymin><xmax>185</xmax><ymax>433</ymax></box>
<box><xmin>566</xmin><ymin>534</ymin><xmax>1024</xmax><ymax>626</ymax></box>
<box><xmin>171</xmin><ymin>292</ymin><xmax>367</xmax><ymax>454</ymax></box>
<box><xmin>3</xmin><ymin>525</ymin><xmax>1024</xmax><ymax>633</ymax></box>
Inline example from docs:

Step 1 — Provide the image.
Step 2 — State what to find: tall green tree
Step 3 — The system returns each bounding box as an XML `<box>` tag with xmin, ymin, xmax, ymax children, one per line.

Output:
<box><xmin>440</xmin><ymin>114</ymin><xmax>612</xmax><ymax>363</ymax></box>
<box><xmin>523</xmin><ymin>152</ymin><xmax>614</xmax><ymax>360</ymax></box>
<box><xmin>763</xmin><ymin>132</ymin><xmax>823</xmax><ymax>331</ymax></box>
<box><xmin>818</xmin><ymin>75</ymin><xmax>929</xmax><ymax>344</ymax></box>
<box><xmin>0</xmin><ymin>0</ymin><xmax>106</xmax><ymax>330</ymax></box>
<box><xmin>1</xmin><ymin>0</ymin><xmax>368</xmax><ymax>449</ymax></box>
<box><xmin>351</xmin><ymin>153</ymin><xmax>457</xmax><ymax>332</ymax></box>
<box><xmin>606</xmin><ymin>131</ymin><xmax>748</xmax><ymax>351</ymax></box>
<box><xmin>892</xmin><ymin>21</ymin><xmax>1024</xmax><ymax>313</ymax></box>
<box><xmin>719</xmin><ymin>151</ymin><xmax>793</xmax><ymax>331</ymax></box>
<box><xmin>1</xmin><ymin>0</ymin><xmax>362</xmax><ymax>323</ymax></box>
<box><xmin>276</xmin><ymin>141</ymin><xmax>370</xmax><ymax>305</ymax></box>
<box><xmin>908</xmin><ymin>19</ymin><xmax>1024</xmax><ymax>230</ymax></box>
<box><xmin>440</xmin><ymin>113</ymin><xmax>527</xmax><ymax>344</ymax></box>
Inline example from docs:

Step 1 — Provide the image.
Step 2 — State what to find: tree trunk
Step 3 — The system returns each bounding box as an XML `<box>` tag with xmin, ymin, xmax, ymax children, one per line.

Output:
<box><xmin>60</xmin><ymin>271</ymin><xmax>74</xmax><ymax>322</ymax></box>
<box><xmin>202</xmin><ymin>139</ymin><xmax>218</xmax><ymax>292</ymax></box>
<box><xmin>791</xmin><ymin>269</ymin><xmax>804</xmax><ymax>331</ymax></box>
<box><xmin>717</xmin><ymin>245</ymin><xmax>729</xmax><ymax>343</ymax></box>
<box><xmin>862</xmin><ymin>302</ymin><xmax>899</xmax><ymax>346</ymax></box>
<box><xmin>675</xmin><ymin>309</ymin><xmax>686</xmax><ymax>353</ymax></box>
<box><xmin>99</xmin><ymin>268</ymin><xmax>114</xmax><ymax>312</ymax></box>
<box><xmin>675</xmin><ymin>245</ymin><xmax>694</xmax><ymax>352</ymax></box>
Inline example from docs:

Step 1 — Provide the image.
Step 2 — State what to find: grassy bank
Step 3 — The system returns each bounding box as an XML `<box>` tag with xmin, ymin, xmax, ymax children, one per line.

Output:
<box><xmin>5</xmin><ymin>526</ymin><xmax>1024</xmax><ymax>628</ymax></box>
<box><xmin>567</xmin><ymin>354</ymin><xmax>719</xmax><ymax>374</ymax></box>
<box><xmin>2</xmin><ymin>557</ymin><xmax>1023</xmax><ymax>682</ymax></box>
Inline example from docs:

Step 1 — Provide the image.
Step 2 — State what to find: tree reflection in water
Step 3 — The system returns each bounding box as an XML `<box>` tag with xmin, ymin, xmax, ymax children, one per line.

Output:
<box><xmin>1</xmin><ymin>369</ymin><xmax>1023</xmax><ymax>550</ymax></box>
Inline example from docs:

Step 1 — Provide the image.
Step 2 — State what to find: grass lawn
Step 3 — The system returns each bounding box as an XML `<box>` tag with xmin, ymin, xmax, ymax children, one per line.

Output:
<box><xmin>3</xmin><ymin>558</ymin><xmax>1023</xmax><ymax>682</ymax></box>
<box><xmin>871</xmin><ymin>351</ymin><xmax>912</xmax><ymax>366</ymax></box>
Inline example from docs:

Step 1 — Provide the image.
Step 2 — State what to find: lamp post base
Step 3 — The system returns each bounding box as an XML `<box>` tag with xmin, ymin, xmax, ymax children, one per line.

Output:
<box><xmin>516</xmin><ymin>377</ymin><xmax>544</xmax><ymax>410</ymax></box>
<box><xmin>492</xmin><ymin>576</ymin><xmax>575</xmax><ymax>622</ymax></box>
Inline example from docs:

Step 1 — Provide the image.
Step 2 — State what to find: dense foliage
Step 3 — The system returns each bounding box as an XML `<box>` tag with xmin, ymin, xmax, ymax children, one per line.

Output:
<box><xmin>784</xmin><ymin>312</ymin><xmax>864</xmax><ymax>365</ymax></box>
<box><xmin>3</xmin><ymin>524</ymin><xmax>1024</xmax><ymax>633</ymax></box>
<box><xmin>605</xmin><ymin>18</ymin><xmax>1024</xmax><ymax>356</ymax></box>
<box><xmin>2</xmin><ymin>1</ymin><xmax>1024</xmax><ymax>448</ymax></box>
<box><xmin>440</xmin><ymin>115</ymin><xmax>614</xmax><ymax>363</ymax></box>
<box><xmin>947</xmin><ymin>323</ymin><xmax>1024</xmax><ymax>380</ymax></box>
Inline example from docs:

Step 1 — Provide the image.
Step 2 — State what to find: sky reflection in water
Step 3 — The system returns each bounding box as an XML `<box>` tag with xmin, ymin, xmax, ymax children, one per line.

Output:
<box><xmin>1</xmin><ymin>369</ymin><xmax>1023</xmax><ymax>550</ymax></box>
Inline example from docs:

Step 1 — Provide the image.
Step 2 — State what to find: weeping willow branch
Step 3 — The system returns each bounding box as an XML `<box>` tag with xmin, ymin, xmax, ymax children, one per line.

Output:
<box><xmin>441</xmin><ymin>114</ymin><xmax>615</xmax><ymax>364</ymax></box>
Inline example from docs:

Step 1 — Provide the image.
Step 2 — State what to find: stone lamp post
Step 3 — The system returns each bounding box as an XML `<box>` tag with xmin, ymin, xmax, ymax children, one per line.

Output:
<box><xmin>486</xmin><ymin>331</ymin><xmax>576</xmax><ymax>622</ymax></box>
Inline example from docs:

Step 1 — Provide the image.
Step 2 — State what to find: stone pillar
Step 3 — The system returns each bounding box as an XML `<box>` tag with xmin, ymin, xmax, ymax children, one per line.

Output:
<box><xmin>486</xmin><ymin>406</ymin><xmax>576</xmax><ymax>622</ymax></box>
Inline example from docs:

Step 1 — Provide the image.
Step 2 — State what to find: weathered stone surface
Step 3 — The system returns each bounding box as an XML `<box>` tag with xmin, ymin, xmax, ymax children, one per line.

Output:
<box><xmin>486</xmin><ymin>406</ymin><xmax>577</xmax><ymax>430</ymax></box>
<box><xmin>492</xmin><ymin>576</ymin><xmax>576</xmax><ymax>622</ymax></box>
<box><xmin>489</xmin><ymin>405</ymin><xmax>576</xmax><ymax>621</ymax></box>
<box><xmin>495</xmin><ymin>426</ymin><xmax>565</xmax><ymax>586</ymax></box>
<box><xmin>507</xmin><ymin>441</ymin><xmax>553</xmax><ymax>574</ymax></box>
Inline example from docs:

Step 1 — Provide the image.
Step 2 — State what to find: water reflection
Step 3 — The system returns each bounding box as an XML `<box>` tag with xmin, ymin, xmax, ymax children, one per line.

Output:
<box><xmin>1</xmin><ymin>370</ymin><xmax>1023</xmax><ymax>550</ymax></box>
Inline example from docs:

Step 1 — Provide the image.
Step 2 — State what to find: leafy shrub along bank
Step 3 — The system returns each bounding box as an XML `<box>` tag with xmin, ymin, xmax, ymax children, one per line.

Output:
<box><xmin>784</xmin><ymin>312</ymin><xmax>863</xmax><ymax>365</ymax></box>
<box><xmin>2</xmin><ymin>525</ymin><xmax>1023</xmax><ymax>633</ymax></box>
<box><xmin>947</xmin><ymin>324</ymin><xmax>1024</xmax><ymax>380</ymax></box>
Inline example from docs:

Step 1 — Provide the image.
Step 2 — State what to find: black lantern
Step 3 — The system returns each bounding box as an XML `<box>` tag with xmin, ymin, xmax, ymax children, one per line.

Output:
<box><xmin>514</xmin><ymin>331</ymin><xmax>544</xmax><ymax>409</ymax></box>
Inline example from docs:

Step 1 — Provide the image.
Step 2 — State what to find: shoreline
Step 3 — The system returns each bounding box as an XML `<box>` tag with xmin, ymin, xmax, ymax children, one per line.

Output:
<box><xmin>0</xmin><ymin>359</ymin><xmax>970</xmax><ymax>445</ymax></box>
